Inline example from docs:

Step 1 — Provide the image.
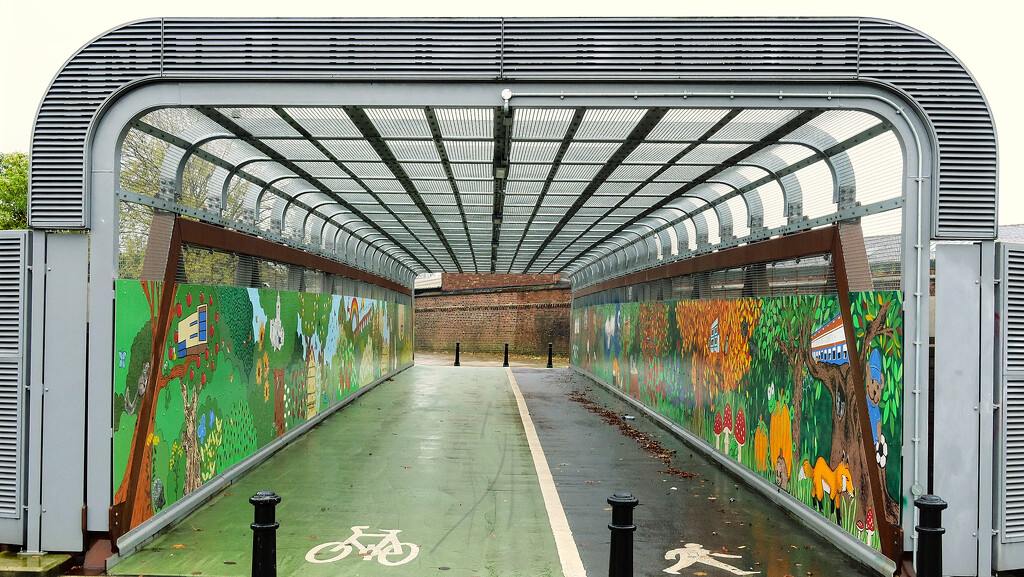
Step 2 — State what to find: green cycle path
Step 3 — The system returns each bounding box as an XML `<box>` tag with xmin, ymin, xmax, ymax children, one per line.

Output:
<box><xmin>109</xmin><ymin>365</ymin><xmax>879</xmax><ymax>577</ymax></box>
<box><xmin>109</xmin><ymin>366</ymin><xmax>564</xmax><ymax>577</ymax></box>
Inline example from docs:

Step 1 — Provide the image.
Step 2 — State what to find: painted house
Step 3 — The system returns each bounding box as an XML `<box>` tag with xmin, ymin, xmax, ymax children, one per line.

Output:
<box><xmin>175</xmin><ymin>304</ymin><xmax>208</xmax><ymax>358</ymax></box>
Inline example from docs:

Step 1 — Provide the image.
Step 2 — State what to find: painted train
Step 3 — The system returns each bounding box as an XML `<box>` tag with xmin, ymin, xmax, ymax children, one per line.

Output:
<box><xmin>810</xmin><ymin>313</ymin><xmax>849</xmax><ymax>366</ymax></box>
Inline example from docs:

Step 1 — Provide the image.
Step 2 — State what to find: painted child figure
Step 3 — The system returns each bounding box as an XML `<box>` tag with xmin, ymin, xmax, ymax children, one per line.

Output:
<box><xmin>664</xmin><ymin>543</ymin><xmax>760</xmax><ymax>575</ymax></box>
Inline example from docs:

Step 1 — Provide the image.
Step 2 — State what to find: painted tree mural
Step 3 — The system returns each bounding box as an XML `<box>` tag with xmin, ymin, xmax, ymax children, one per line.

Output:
<box><xmin>748</xmin><ymin>296</ymin><xmax>837</xmax><ymax>490</ymax></box>
<box><xmin>113</xmin><ymin>280</ymin><xmax>412</xmax><ymax>535</ymax></box>
<box><xmin>571</xmin><ymin>291</ymin><xmax>903</xmax><ymax>554</ymax></box>
<box><xmin>675</xmin><ymin>298</ymin><xmax>761</xmax><ymax>405</ymax></box>
<box><xmin>112</xmin><ymin>280</ymin><xmax>198</xmax><ymax>530</ymax></box>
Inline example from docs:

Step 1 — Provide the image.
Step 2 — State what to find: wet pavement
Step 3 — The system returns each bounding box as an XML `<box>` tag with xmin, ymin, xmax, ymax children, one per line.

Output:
<box><xmin>414</xmin><ymin>350</ymin><xmax>569</xmax><ymax>368</ymax></box>
<box><xmin>105</xmin><ymin>365</ymin><xmax>879</xmax><ymax>577</ymax></box>
<box><xmin>512</xmin><ymin>368</ymin><xmax>878</xmax><ymax>577</ymax></box>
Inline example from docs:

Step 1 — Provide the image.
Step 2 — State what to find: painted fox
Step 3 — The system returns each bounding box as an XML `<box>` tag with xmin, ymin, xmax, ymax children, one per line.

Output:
<box><xmin>799</xmin><ymin>456</ymin><xmax>854</xmax><ymax>524</ymax></box>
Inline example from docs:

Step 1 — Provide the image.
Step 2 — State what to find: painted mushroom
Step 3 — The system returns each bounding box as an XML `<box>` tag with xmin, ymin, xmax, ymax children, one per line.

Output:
<box><xmin>713</xmin><ymin>411</ymin><xmax>725</xmax><ymax>450</ymax></box>
<box><xmin>865</xmin><ymin>508</ymin><xmax>876</xmax><ymax>544</ymax></box>
<box><xmin>723</xmin><ymin>404</ymin><xmax>734</xmax><ymax>450</ymax></box>
<box><xmin>734</xmin><ymin>408</ymin><xmax>747</xmax><ymax>456</ymax></box>
<box><xmin>856</xmin><ymin>519</ymin><xmax>865</xmax><ymax>541</ymax></box>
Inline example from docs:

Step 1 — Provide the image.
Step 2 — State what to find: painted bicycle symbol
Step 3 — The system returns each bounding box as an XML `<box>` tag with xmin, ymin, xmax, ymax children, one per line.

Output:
<box><xmin>305</xmin><ymin>525</ymin><xmax>419</xmax><ymax>566</ymax></box>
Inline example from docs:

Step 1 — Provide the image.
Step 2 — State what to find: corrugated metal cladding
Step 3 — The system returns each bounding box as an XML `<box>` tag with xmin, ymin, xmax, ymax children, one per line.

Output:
<box><xmin>0</xmin><ymin>233</ymin><xmax>27</xmax><ymax>518</ymax></box>
<box><xmin>31</xmin><ymin>17</ymin><xmax>995</xmax><ymax>239</ymax></box>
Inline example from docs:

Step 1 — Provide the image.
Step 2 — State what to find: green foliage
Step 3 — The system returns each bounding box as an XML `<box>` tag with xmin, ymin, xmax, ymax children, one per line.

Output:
<box><xmin>573</xmin><ymin>293</ymin><xmax>905</xmax><ymax>553</ymax></box>
<box><xmin>216</xmin><ymin>286</ymin><xmax>255</xmax><ymax>376</ymax></box>
<box><xmin>0</xmin><ymin>152</ymin><xmax>28</xmax><ymax>230</ymax></box>
<box><xmin>850</xmin><ymin>291</ymin><xmax>904</xmax><ymax>499</ymax></box>
<box><xmin>113</xmin><ymin>280</ymin><xmax>408</xmax><ymax>523</ymax></box>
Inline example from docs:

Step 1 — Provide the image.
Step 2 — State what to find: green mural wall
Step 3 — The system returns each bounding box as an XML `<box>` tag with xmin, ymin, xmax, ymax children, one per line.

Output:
<box><xmin>571</xmin><ymin>292</ymin><xmax>903</xmax><ymax>551</ymax></box>
<box><xmin>112</xmin><ymin>280</ymin><xmax>414</xmax><ymax>531</ymax></box>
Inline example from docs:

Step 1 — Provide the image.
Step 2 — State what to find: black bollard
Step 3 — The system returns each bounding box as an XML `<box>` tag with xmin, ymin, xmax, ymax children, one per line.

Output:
<box><xmin>547</xmin><ymin>342</ymin><xmax>553</xmax><ymax>368</ymax></box>
<box><xmin>454</xmin><ymin>342</ymin><xmax>460</xmax><ymax>366</ymax></box>
<box><xmin>607</xmin><ymin>492</ymin><xmax>639</xmax><ymax>577</ymax></box>
<box><xmin>915</xmin><ymin>494</ymin><xmax>947</xmax><ymax>577</ymax></box>
<box><xmin>503</xmin><ymin>343</ymin><xmax>509</xmax><ymax>367</ymax></box>
<box><xmin>250</xmin><ymin>490</ymin><xmax>282</xmax><ymax>577</ymax></box>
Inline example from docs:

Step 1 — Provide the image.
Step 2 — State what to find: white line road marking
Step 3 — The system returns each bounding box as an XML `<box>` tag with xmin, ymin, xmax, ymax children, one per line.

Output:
<box><xmin>507</xmin><ymin>367</ymin><xmax>587</xmax><ymax>577</ymax></box>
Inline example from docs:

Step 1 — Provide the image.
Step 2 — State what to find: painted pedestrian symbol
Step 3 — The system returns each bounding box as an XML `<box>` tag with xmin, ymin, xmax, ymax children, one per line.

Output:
<box><xmin>306</xmin><ymin>525</ymin><xmax>419</xmax><ymax>566</ymax></box>
<box><xmin>664</xmin><ymin>542</ymin><xmax>759</xmax><ymax>575</ymax></box>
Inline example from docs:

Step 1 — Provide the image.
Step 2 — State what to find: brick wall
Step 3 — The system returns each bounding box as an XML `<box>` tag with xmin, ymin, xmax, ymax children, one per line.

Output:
<box><xmin>441</xmin><ymin>273</ymin><xmax>560</xmax><ymax>291</ymax></box>
<box><xmin>415</xmin><ymin>282</ymin><xmax>571</xmax><ymax>356</ymax></box>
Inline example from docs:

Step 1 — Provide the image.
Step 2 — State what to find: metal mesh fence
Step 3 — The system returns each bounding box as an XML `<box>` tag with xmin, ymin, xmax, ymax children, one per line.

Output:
<box><xmin>860</xmin><ymin>209</ymin><xmax>903</xmax><ymax>292</ymax></box>
<box><xmin>118</xmin><ymin>200</ymin><xmax>411</xmax><ymax>306</ymax></box>
<box><xmin>574</xmin><ymin>209</ymin><xmax>903</xmax><ymax>308</ymax></box>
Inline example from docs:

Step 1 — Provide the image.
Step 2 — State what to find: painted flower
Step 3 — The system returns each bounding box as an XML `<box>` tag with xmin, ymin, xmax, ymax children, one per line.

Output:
<box><xmin>197</xmin><ymin>413</ymin><xmax>207</xmax><ymax>444</ymax></box>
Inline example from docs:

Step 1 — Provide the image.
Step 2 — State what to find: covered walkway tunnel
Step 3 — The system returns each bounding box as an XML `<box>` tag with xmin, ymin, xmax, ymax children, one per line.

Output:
<box><xmin>5</xmin><ymin>16</ymin><xmax>1014</xmax><ymax>577</ymax></box>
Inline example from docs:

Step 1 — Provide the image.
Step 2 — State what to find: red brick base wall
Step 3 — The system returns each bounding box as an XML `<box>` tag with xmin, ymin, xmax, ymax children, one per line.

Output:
<box><xmin>415</xmin><ymin>286</ymin><xmax>570</xmax><ymax>356</ymax></box>
<box><xmin>441</xmin><ymin>273</ymin><xmax>560</xmax><ymax>291</ymax></box>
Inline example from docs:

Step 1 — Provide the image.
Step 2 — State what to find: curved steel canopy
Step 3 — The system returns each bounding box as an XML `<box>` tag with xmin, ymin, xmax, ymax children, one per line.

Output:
<box><xmin>117</xmin><ymin>103</ymin><xmax>902</xmax><ymax>288</ymax></box>
<box><xmin>30</xmin><ymin>17</ymin><xmax>997</xmax><ymax>290</ymax></box>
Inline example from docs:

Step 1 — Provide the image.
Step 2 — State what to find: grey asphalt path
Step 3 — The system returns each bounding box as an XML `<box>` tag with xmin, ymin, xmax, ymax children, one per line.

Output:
<box><xmin>513</xmin><ymin>367</ymin><xmax>878</xmax><ymax>577</ymax></box>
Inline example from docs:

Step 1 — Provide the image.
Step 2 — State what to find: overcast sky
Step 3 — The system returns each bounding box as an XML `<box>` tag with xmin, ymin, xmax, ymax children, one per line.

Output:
<box><xmin>2</xmin><ymin>0</ymin><xmax>1020</xmax><ymax>223</ymax></box>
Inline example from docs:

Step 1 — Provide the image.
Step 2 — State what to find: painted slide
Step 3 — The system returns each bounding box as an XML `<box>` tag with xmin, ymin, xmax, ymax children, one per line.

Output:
<box><xmin>113</xmin><ymin>280</ymin><xmax>414</xmax><ymax>532</ymax></box>
<box><xmin>571</xmin><ymin>293</ymin><xmax>903</xmax><ymax>552</ymax></box>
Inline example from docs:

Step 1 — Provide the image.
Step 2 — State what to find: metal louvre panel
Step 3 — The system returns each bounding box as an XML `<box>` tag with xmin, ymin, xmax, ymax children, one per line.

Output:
<box><xmin>1005</xmin><ymin>377</ymin><xmax>1024</xmax><ymax>541</ymax></box>
<box><xmin>0</xmin><ymin>360</ymin><xmax>18</xmax><ymax>517</ymax></box>
<box><xmin>31</xmin><ymin>16</ymin><xmax>996</xmax><ymax>246</ymax></box>
<box><xmin>30</xmin><ymin>22</ymin><xmax>162</xmax><ymax>227</ymax></box>
<box><xmin>1004</xmin><ymin>246</ymin><xmax>1024</xmax><ymax>373</ymax></box>
<box><xmin>0</xmin><ymin>233</ymin><xmax>26</xmax><ymax>519</ymax></box>
<box><xmin>501</xmin><ymin>18</ymin><xmax>860</xmax><ymax>77</ymax></box>
<box><xmin>1002</xmin><ymin>245</ymin><xmax>1024</xmax><ymax>541</ymax></box>
<box><xmin>859</xmin><ymin>20</ymin><xmax>997</xmax><ymax>239</ymax></box>
<box><xmin>161</xmin><ymin>19</ymin><xmax>503</xmax><ymax>76</ymax></box>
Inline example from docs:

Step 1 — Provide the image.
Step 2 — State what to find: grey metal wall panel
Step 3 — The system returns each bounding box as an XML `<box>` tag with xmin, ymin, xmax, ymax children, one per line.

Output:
<box><xmin>30</xmin><ymin>18</ymin><xmax>996</xmax><ymax>241</ymax></box>
<box><xmin>933</xmin><ymin>243</ymin><xmax>982</xmax><ymax>575</ymax></box>
<box><xmin>0</xmin><ymin>232</ymin><xmax>28</xmax><ymax>523</ymax></box>
<box><xmin>39</xmin><ymin>234</ymin><xmax>89</xmax><ymax>551</ymax></box>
